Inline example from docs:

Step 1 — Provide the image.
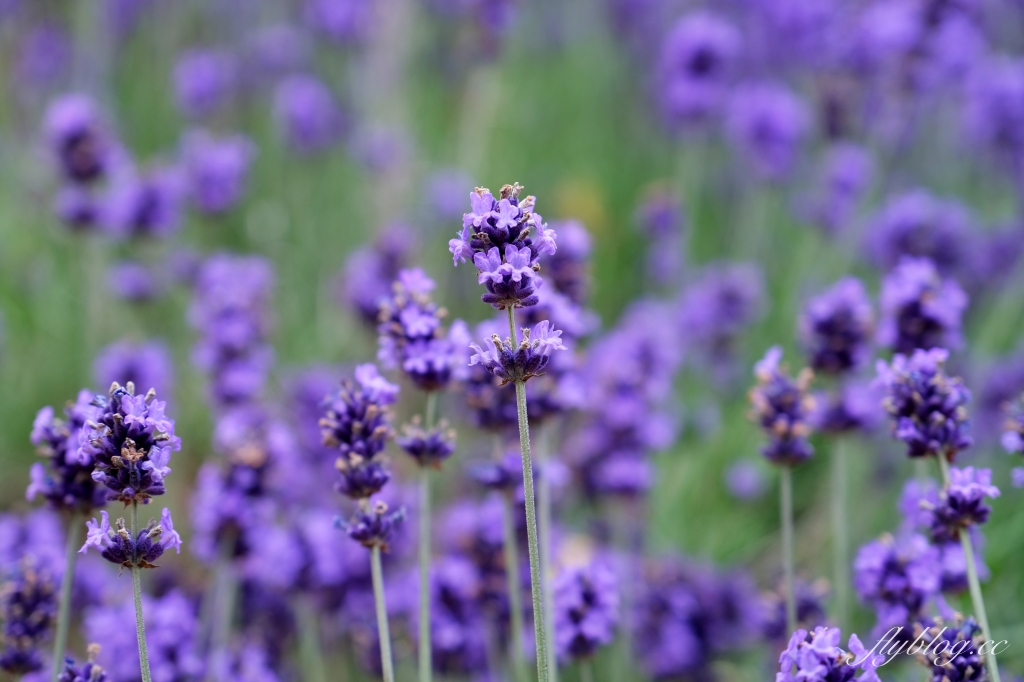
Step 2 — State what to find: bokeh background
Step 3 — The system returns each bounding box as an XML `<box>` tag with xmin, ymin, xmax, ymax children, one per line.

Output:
<box><xmin>1</xmin><ymin>0</ymin><xmax>1023</xmax><ymax>679</ymax></box>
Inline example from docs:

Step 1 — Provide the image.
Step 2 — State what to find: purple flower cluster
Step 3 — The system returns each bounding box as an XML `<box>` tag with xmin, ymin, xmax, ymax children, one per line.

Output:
<box><xmin>57</xmin><ymin>646</ymin><xmax>109</xmax><ymax>682</ymax></box>
<box><xmin>338</xmin><ymin>224</ymin><xmax>416</xmax><ymax>327</ymax></box>
<box><xmin>28</xmin><ymin>390</ymin><xmax>107</xmax><ymax>512</ymax></box>
<box><xmin>748</xmin><ymin>347</ymin><xmax>815</xmax><ymax>466</ymax></box>
<box><xmin>552</xmin><ymin>560</ymin><xmax>619</xmax><ymax>662</ymax></box>
<box><xmin>865</xmin><ymin>190</ymin><xmax>975</xmax><ymax>276</ymax></box>
<box><xmin>43</xmin><ymin>94</ymin><xmax>116</xmax><ymax>185</ymax></box>
<box><xmin>273</xmin><ymin>75</ymin><xmax>345</xmax><ymax>154</ymax></box>
<box><xmin>854</xmin><ymin>534</ymin><xmax>940</xmax><ymax>637</ymax></box>
<box><xmin>875</xmin><ymin>348</ymin><xmax>972</xmax><ymax>460</ymax></box>
<box><xmin>657</xmin><ymin>12</ymin><xmax>741</xmax><ymax>127</ymax></box>
<box><xmin>79</xmin><ymin>508</ymin><xmax>182</xmax><ymax>569</ymax></box>
<box><xmin>803</xmin><ymin>143</ymin><xmax>874</xmax><ymax>234</ymax></box>
<box><xmin>397</xmin><ymin>419</ymin><xmax>457</xmax><ymax>469</ymax></box>
<box><xmin>341</xmin><ymin>500</ymin><xmax>406</xmax><ymax>552</ymax></box>
<box><xmin>449</xmin><ymin>184</ymin><xmax>557</xmax><ymax>310</ymax></box>
<box><xmin>0</xmin><ymin>557</ymin><xmax>56</xmax><ymax>676</ymax></box>
<box><xmin>878</xmin><ymin>257</ymin><xmax>967</xmax><ymax>355</ymax></box>
<box><xmin>913</xmin><ymin>617</ymin><xmax>986</xmax><ymax>682</ymax></box>
<box><xmin>469</xmin><ymin>320</ymin><xmax>566</xmax><ymax>385</ymax></box>
<box><xmin>190</xmin><ymin>254</ymin><xmax>275</xmax><ymax>409</ymax></box>
<box><xmin>426</xmin><ymin>556</ymin><xmax>488</xmax><ymax>675</ymax></box>
<box><xmin>320</xmin><ymin>365</ymin><xmax>399</xmax><ymax>501</ymax></box>
<box><xmin>726</xmin><ymin>82</ymin><xmax>809</xmax><ymax>181</ymax></box>
<box><xmin>799</xmin><ymin>277</ymin><xmax>874</xmax><ymax>376</ymax></box>
<box><xmin>777</xmin><ymin>627</ymin><xmax>883</xmax><ymax>682</ymax></box>
<box><xmin>80</xmin><ymin>382</ymin><xmax>180</xmax><ymax>504</ymax></box>
<box><xmin>378</xmin><ymin>269</ymin><xmax>466</xmax><ymax>391</ymax></box>
<box><xmin>927</xmin><ymin>467</ymin><xmax>1000</xmax><ymax>544</ymax></box>
<box><xmin>179</xmin><ymin>130</ymin><xmax>255</xmax><ymax>215</ymax></box>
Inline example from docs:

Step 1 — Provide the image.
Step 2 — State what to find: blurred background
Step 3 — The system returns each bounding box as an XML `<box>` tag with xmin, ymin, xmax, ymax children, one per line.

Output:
<box><xmin>1</xmin><ymin>0</ymin><xmax>1024</xmax><ymax>679</ymax></box>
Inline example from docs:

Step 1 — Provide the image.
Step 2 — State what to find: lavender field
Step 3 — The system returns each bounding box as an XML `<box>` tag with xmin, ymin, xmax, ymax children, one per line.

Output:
<box><xmin>1</xmin><ymin>0</ymin><xmax>1023</xmax><ymax>680</ymax></box>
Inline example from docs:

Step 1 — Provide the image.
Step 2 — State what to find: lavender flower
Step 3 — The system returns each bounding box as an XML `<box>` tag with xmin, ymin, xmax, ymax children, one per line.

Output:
<box><xmin>760</xmin><ymin>579</ymin><xmax>829</xmax><ymax>642</ymax></box>
<box><xmin>449</xmin><ymin>184</ymin><xmax>557</xmax><ymax>310</ymax></box>
<box><xmin>378</xmin><ymin>269</ymin><xmax>465</xmax><ymax>391</ymax></box>
<box><xmin>102</xmin><ymin>166</ymin><xmax>184</xmax><ymax>238</ymax></box>
<box><xmin>544</xmin><ymin>220</ymin><xmax>591</xmax><ymax>305</ymax></box>
<box><xmin>304</xmin><ymin>0</ymin><xmax>372</xmax><ymax>44</ymax></box>
<box><xmin>53</xmin><ymin>186</ymin><xmax>101</xmax><ymax>230</ymax></box>
<box><xmin>678</xmin><ymin>261</ymin><xmax>764</xmax><ymax>371</ymax></box>
<box><xmin>469</xmin><ymin>320</ymin><xmax>566</xmax><ymax>385</ymax></box>
<box><xmin>79</xmin><ymin>508</ymin><xmax>181</xmax><ymax>569</ymax></box>
<box><xmin>1001</xmin><ymin>390</ymin><xmax>1024</xmax><ymax>456</ymax></box>
<box><xmin>726</xmin><ymin>83</ymin><xmax>809</xmax><ymax>181</ymax></box>
<box><xmin>273</xmin><ymin>75</ymin><xmax>345</xmax><ymax>154</ymax></box>
<box><xmin>43</xmin><ymin>94</ymin><xmax>116</xmax><ymax>184</ymax></box>
<box><xmin>724</xmin><ymin>460</ymin><xmax>767</xmax><ymax>501</ymax></box>
<box><xmin>876</xmin><ymin>348</ymin><xmax>972</xmax><ymax>460</ymax></box>
<box><xmin>426</xmin><ymin>556</ymin><xmax>488</xmax><ymax>675</ymax></box>
<box><xmin>28</xmin><ymin>391</ymin><xmax>107</xmax><ymax>512</ymax></box>
<box><xmin>461</xmin><ymin>319</ymin><xmax>518</xmax><ymax>432</ymax></box>
<box><xmin>913</xmin><ymin>617</ymin><xmax>986</xmax><ymax>682</ymax></box>
<box><xmin>341</xmin><ymin>500</ymin><xmax>405</xmax><ymax>551</ymax></box>
<box><xmin>190</xmin><ymin>254</ymin><xmax>275</xmax><ymax>409</ymax></box>
<box><xmin>80</xmin><ymin>382</ymin><xmax>180</xmax><ymax>504</ymax></box>
<box><xmin>804</xmin><ymin>143</ymin><xmax>874</xmax><ymax>234</ymax></box>
<box><xmin>0</xmin><ymin>557</ymin><xmax>56</xmax><ymax>675</ymax></box>
<box><xmin>337</xmin><ymin>224</ymin><xmax>416</xmax><ymax>327</ymax></box>
<box><xmin>799</xmin><ymin>277</ymin><xmax>874</xmax><ymax>375</ymax></box>
<box><xmin>180</xmin><ymin>130</ymin><xmax>255</xmax><ymax>215</ymax></box>
<box><xmin>93</xmin><ymin>340</ymin><xmax>173</xmax><ymax>401</ymax></box>
<box><xmin>878</xmin><ymin>257</ymin><xmax>967</xmax><ymax>355</ymax></box>
<box><xmin>748</xmin><ymin>347</ymin><xmax>815</xmax><ymax>465</ymax></box>
<box><xmin>469</xmin><ymin>451</ymin><xmax>525</xmax><ymax>494</ymax></box>
<box><xmin>396</xmin><ymin>419</ymin><xmax>456</xmax><ymax>469</ymax></box>
<box><xmin>864</xmin><ymin>190</ymin><xmax>975</xmax><ymax>276</ymax></box>
<box><xmin>927</xmin><ymin>467</ymin><xmax>1000</xmax><ymax>544</ymax></box>
<box><xmin>57</xmin><ymin>645</ymin><xmax>108</xmax><ymax>682</ymax></box>
<box><xmin>854</xmin><ymin>533</ymin><xmax>940</xmax><ymax>637</ymax></box>
<box><xmin>552</xmin><ymin>560</ymin><xmax>619</xmax><ymax>662</ymax></box>
<box><xmin>320</xmin><ymin>365</ymin><xmax>399</xmax><ymax>500</ymax></box>
<box><xmin>173</xmin><ymin>49</ymin><xmax>236</xmax><ymax>118</ymax></box>
<box><xmin>656</xmin><ymin>11</ymin><xmax>741</xmax><ymax>127</ymax></box>
<box><xmin>777</xmin><ymin>627</ymin><xmax>883</xmax><ymax>682</ymax></box>
<box><xmin>963</xmin><ymin>56</ymin><xmax>1024</xmax><ymax>179</ymax></box>
<box><xmin>107</xmin><ymin>261</ymin><xmax>164</xmax><ymax>302</ymax></box>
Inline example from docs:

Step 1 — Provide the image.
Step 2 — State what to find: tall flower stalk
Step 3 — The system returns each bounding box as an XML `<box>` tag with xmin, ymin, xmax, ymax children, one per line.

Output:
<box><xmin>450</xmin><ymin>183</ymin><xmax>563</xmax><ymax>681</ymax></box>
<box><xmin>749</xmin><ymin>347</ymin><xmax>815</xmax><ymax>635</ymax></box>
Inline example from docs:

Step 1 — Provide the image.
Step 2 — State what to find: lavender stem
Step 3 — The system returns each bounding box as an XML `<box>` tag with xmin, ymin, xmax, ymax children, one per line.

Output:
<box><xmin>297</xmin><ymin>595</ymin><xmax>328</xmax><ymax>682</ymax></box>
<box><xmin>580</xmin><ymin>659</ymin><xmax>594</xmax><ymax>682</ymax></box>
<box><xmin>501</xmin><ymin>485</ymin><xmax>528</xmax><ymax>682</ymax></box>
<box><xmin>51</xmin><ymin>513</ymin><xmax>81</xmax><ymax>682</ymax></box>
<box><xmin>418</xmin><ymin>391</ymin><xmax>437</xmax><ymax>682</ymax></box>
<box><xmin>536</xmin><ymin>425</ymin><xmax>557</xmax><ymax>682</ymax></box>
<box><xmin>830</xmin><ymin>438</ymin><xmax>850</xmax><ymax>629</ymax></box>
<box><xmin>130</xmin><ymin>502</ymin><xmax>153</xmax><ymax>682</ymax></box>
<box><xmin>781</xmin><ymin>465</ymin><xmax>796</xmax><ymax>634</ymax></box>
<box><xmin>507</xmin><ymin>307</ymin><xmax>550</xmax><ymax>682</ymax></box>
<box><xmin>370</xmin><ymin>544</ymin><xmax>396</xmax><ymax>682</ymax></box>
<box><xmin>937</xmin><ymin>454</ymin><xmax>1001</xmax><ymax>682</ymax></box>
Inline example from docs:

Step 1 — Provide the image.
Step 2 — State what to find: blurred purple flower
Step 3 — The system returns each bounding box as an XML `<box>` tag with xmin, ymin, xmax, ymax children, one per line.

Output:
<box><xmin>173</xmin><ymin>48</ymin><xmax>237</xmax><ymax>118</ymax></box>
<box><xmin>854</xmin><ymin>533</ymin><xmax>940</xmax><ymax>637</ymax></box>
<box><xmin>337</xmin><ymin>223</ymin><xmax>416</xmax><ymax>327</ymax></box>
<box><xmin>678</xmin><ymin>261</ymin><xmax>764</xmax><ymax>373</ymax></box>
<box><xmin>102</xmin><ymin>165</ymin><xmax>185</xmax><ymax>238</ymax></box>
<box><xmin>802</xmin><ymin>143</ymin><xmax>874</xmax><ymax>234</ymax></box>
<box><xmin>242</xmin><ymin>25</ymin><xmax>311</xmax><ymax>85</ymax></box>
<box><xmin>180</xmin><ymin>130</ymin><xmax>255</xmax><ymax>214</ymax></box>
<box><xmin>877</xmin><ymin>257</ymin><xmax>967</xmax><ymax>355</ymax></box>
<box><xmin>726</xmin><ymin>82</ymin><xmax>809</xmax><ymax>181</ymax></box>
<box><xmin>811</xmin><ymin>380</ymin><xmax>883</xmax><ymax>434</ymax></box>
<box><xmin>928</xmin><ymin>466</ymin><xmax>1000</xmax><ymax>544</ymax></box>
<box><xmin>799</xmin><ymin>277</ymin><xmax>874</xmax><ymax>376</ymax></box>
<box><xmin>963</xmin><ymin>56</ymin><xmax>1024</xmax><ymax>182</ymax></box>
<box><xmin>0</xmin><ymin>557</ymin><xmax>55</xmax><ymax>676</ymax></box>
<box><xmin>424</xmin><ymin>555</ymin><xmax>489</xmax><ymax>674</ymax></box>
<box><xmin>427</xmin><ymin>168</ymin><xmax>472</xmax><ymax>221</ymax></box>
<box><xmin>273</xmin><ymin>75</ymin><xmax>345</xmax><ymax>154</ymax></box>
<box><xmin>29</xmin><ymin>390</ymin><xmax>107</xmax><ymax>513</ymax></box>
<box><xmin>544</xmin><ymin>219</ymin><xmax>592</xmax><ymax>305</ymax></box>
<box><xmin>749</xmin><ymin>347</ymin><xmax>815</xmax><ymax>466</ymax></box>
<box><xmin>107</xmin><ymin>260</ymin><xmax>164</xmax><ymax>302</ymax></box>
<box><xmin>552</xmin><ymin>559</ymin><xmax>619</xmax><ymax>662</ymax></box>
<box><xmin>16</xmin><ymin>23</ymin><xmax>70</xmax><ymax>88</ymax></box>
<box><xmin>304</xmin><ymin>0</ymin><xmax>372</xmax><ymax>44</ymax></box>
<box><xmin>864</xmin><ymin>190</ymin><xmax>976</xmax><ymax>276</ymax></box>
<box><xmin>43</xmin><ymin>94</ymin><xmax>117</xmax><ymax>184</ymax></box>
<box><xmin>724</xmin><ymin>460</ymin><xmax>766</xmax><ymax>501</ymax></box>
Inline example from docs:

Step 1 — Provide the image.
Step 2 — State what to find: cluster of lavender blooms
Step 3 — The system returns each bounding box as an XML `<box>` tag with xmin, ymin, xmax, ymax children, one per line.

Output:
<box><xmin>28</xmin><ymin>391</ymin><xmax>107</xmax><ymax>513</ymax></box>
<box><xmin>777</xmin><ymin>627</ymin><xmax>883</xmax><ymax>682</ymax></box>
<box><xmin>0</xmin><ymin>558</ymin><xmax>56</xmax><ymax>675</ymax></box>
<box><xmin>749</xmin><ymin>347</ymin><xmax>815</xmax><ymax>465</ymax></box>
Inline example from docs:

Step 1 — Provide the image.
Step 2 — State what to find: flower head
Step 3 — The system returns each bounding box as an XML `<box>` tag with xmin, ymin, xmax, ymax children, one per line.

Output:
<box><xmin>28</xmin><ymin>391</ymin><xmax>107</xmax><ymax>512</ymax></box>
<box><xmin>799</xmin><ymin>277</ymin><xmax>874</xmax><ymax>376</ymax></box>
<box><xmin>657</xmin><ymin>12</ymin><xmax>741</xmax><ymax>127</ymax></box>
<box><xmin>876</xmin><ymin>348</ymin><xmax>972</xmax><ymax>460</ymax></box>
<box><xmin>57</xmin><ymin>645</ymin><xmax>109</xmax><ymax>682</ymax></box>
<box><xmin>748</xmin><ymin>347</ymin><xmax>815</xmax><ymax>465</ymax></box>
<box><xmin>341</xmin><ymin>500</ymin><xmax>405</xmax><ymax>551</ymax></box>
<box><xmin>173</xmin><ymin>48</ymin><xmax>236</xmax><ymax>118</ymax></box>
<box><xmin>878</xmin><ymin>257</ymin><xmax>967</xmax><ymax>355</ymax></box>
<box><xmin>81</xmin><ymin>382</ymin><xmax>181</xmax><ymax>504</ymax></box>
<box><xmin>43</xmin><ymin>94</ymin><xmax>116</xmax><ymax>184</ymax></box>
<box><xmin>854</xmin><ymin>533</ymin><xmax>940</xmax><ymax>636</ymax></box>
<box><xmin>777</xmin><ymin>627</ymin><xmax>883</xmax><ymax>682</ymax></box>
<box><xmin>450</xmin><ymin>184</ymin><xmax>555</xmax><ymax>309</ymax></box>
<box><xmin>469</xmin><ymin>320</ymin><xmax>566</xmax><ymax>385</ymax></box>
<box><xmin>0</xmin><ymin>557</ymin><xmax>56</xmax><ymax>675</ymax></box>
<box><xmin>80</xmin><ymin>508</ymin><xmax>182</xmax><ymax>569</ymax></box>
<box><xmin>273</xmin><ymin>74</ymin><xmax>345</xmax><ymax>154</ymax></box>
<box><xmin>338</xmin><ymin>224</ymin><xmax>416</xmax><ymax>327</ymax></box>
<box><xmin>927</xmin><ymin>467</ymin><xmax>1000</xmax><ymax>543</ymax></box>
<box><xmin>396</xmin><ymin>418</ymin><xmax>456</xmax><ymax>469</ymax></box>
<box><xmin>180</xmin><ymin>130</ymin><xmax>255</xmax><ymax>215</ymax></box>
<box><xmin>552</xmin><ymin>560</ymin><xmax>619</xmax><ymax>662</ymax></box>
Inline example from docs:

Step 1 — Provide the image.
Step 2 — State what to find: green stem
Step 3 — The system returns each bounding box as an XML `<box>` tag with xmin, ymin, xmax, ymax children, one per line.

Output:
<box><xmin>830</xmin><ymin>439</ymin><xmax>850</xmax><ymax>630</ymax></box>
<box><xmin>418</xmin><ymin>465</ymin><xmax>433</xmax><ymax>682</ymax></box>
<box><xmin>297</xmin><ymin>596</ymin><xmax>328</xmax><ymax>682</ymax></box>
<box><xmin>780</xmin><ymin>466</ymin><xmax>796</xmax><ymax>635</ymax></box>
<box><xmin>536</xmin><ymin>425</ymin><xmax>557</xmax><ymax>682</ymax></box>
<box><xmin>937</xmin><ymin>455</ymin><xmax>1001</xmax><ymax>682</ymax></box>
<box><xmin>507</xmin><ymin>307</ymin><xmax>550</xmax><ymax>682</ymax></box>
<box><xmin>579</xmin><ymin>659</ymin><xmax>594</xmax><ymax>682</ymax></box>
<box><xmin>370</xmin><ymin>545</ymin><xmax>396</xmax><ymax>682</ymax></box>
<box><xmin>130</xmin><ymin>503</ymin><xmax>153</xmax><ymax>682</ymax></box>
<box><xmin>501</xmin><ymin>489</ymin><xmax>528</xmax><ymax>682</ymax></box>
<box><xmin>51</xmin><ymin>513</ymin><xmax>82</xmax><ymax>681</ymax></box>
<box><xmin>418</xmin><ymin>391</ymin><xmax>438</xmax><ymax>682</ymax></box>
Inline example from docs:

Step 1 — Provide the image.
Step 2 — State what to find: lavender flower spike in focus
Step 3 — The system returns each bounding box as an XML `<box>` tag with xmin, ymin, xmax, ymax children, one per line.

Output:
<box><xmin>449</xmin><ymin>183</ymin><xmax>557</xmax><ymax>310</ymax></box>
<box><xmin>749</xmin><ymin>346</ymin><xmax>814</xmax><ymax>636</ymax></box>
<box><xmin>450</xmin><ymin>182</ymin><xmax>562</xmax><ymax>682</ymax></box>
<box><xmin>777</xmin><ymin>627</ymin><xmax>884</xmax><ymax>681</ymax></box>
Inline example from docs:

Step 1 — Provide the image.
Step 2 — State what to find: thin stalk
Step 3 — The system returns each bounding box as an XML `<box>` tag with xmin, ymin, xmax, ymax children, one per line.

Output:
<box><xmin>579</xmin><ymin>659</ymin><xmax>594</xmax><ymax>682</ymax></box>
<box><xmin>418</xmin><ymin>392</ymin><xmax>438</xmax><ymax>682</ymax></box>
<box><xmin>51</xmin><ymin>513</ymin><xmax>82</xmax><ymax>681</ymax></box>
<box><xmin>937</xmin><ymin>454</ymin><xmax>1001</xmax><ymax>682</ymax></box>
<box><xmin>130</xmin><ymin>503</ymin><xmax>153</xmax><ymax>682</ymax></box>
<box><xmin>780</xmin><ymin>466</ymin><xmax>796</xmax><ymax>635</ymax></box>
<box><xmin>297</xmin><ymin>596</ymin><xmax>328</xmax><ymax>682</ymax></box>
<box><xmin>370</xmin><ymin>545</ymin><xmax>396</xmax><ymax>682</ymax></box>
<box><xmin>536</xmin><ymin>425</ymin><xmax>557</xmax><ymax>682</ymax></box>
<box><xmin>501</xmin><ymin>490</ymin><xmax>528</xmax><ymax>682</ymax></box>
<box><xmin>830</xmin><ymin>439</ymin><xmax>850</xmax><ymax>629</ymax></box>
<box><xmin>507</xmin><ymin>307</ymin><xmax>550</xmax><ymax>682</ymax></box>
<box><xmin>205</xmin><ymin>541</ymin><xmax>239</xmax><ymax>682</ymax></box>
